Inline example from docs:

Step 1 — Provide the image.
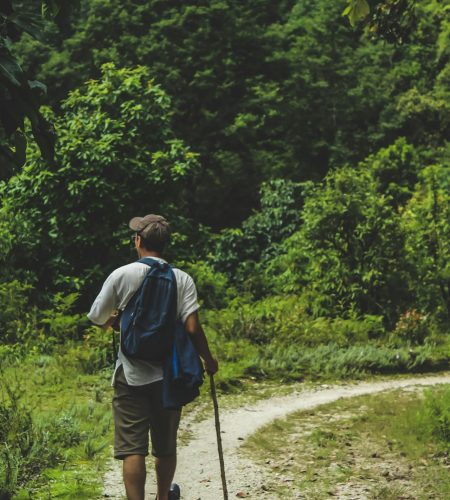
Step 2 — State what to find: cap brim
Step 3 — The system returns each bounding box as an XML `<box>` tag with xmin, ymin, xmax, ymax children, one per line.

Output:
<box><xmin>129</xmin><ymin>217</ymin><xmax>143</xmax><ymax>231</ymax></box>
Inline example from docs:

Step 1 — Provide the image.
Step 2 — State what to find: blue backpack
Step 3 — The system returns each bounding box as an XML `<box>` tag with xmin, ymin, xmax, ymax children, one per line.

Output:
<box><xmin>120</xmin><ymin>257</ymin><xmax>177</xmax><ymax>361</ymax></box>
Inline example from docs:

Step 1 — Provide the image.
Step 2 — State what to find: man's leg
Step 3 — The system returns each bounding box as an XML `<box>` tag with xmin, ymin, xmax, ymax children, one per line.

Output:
<box><xmin>155</xmin><ymin>455</ymin><xmax>177</xmax><ymax>500</ymax></box>
<box><xmin>123</xmin><ymin>454</ymin><xmax>146</xmax><ymax>500</ymax></box>
<box><xmin>148</xmin><ymin>381</ymin><xmax>181</xmax><ymax>499</ymax></box>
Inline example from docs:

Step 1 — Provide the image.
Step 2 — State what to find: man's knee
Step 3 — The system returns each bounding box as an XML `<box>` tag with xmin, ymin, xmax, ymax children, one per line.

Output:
<box><xmin>123</xmin><ymin>454</ymin><xmax>146</xmax><ymax>474</ymax></box>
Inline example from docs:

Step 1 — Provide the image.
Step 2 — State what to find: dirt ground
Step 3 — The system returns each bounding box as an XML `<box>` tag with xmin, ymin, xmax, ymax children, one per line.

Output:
<box><xmin>101</xmin><ymin>372</ymin><xmax>450</xmax><ymax>500</ymax></box>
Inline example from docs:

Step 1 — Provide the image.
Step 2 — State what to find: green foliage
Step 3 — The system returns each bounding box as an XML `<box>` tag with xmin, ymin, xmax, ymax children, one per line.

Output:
<box><xmin>0</xmin><ymin>281</ymin><xmax>33</xmax><ymax>345</ymax></box>
<box><xmin>361</xmin><ymin>137</ymin><xmax>420</xmax><ymax>207</ymax></box>
<box><xmin>419</xmin><ymin>386</ymin><xmax>450</xmax><ymax>450</ymax></box>
<box><xmin>180</xmin><ymin>260</ymin><xmax>236</xmax><ymax>310</ymax></box>
<box><xmin>15</xmin><ymin>0</ymin><xmax>447</xmax><ymax>226</ymax></box>
<box><xmin>402</xmin><ymin>161</ymin><xmax>450</xmax><ymax>322</ymax></box>
<box><xmin>67</xmin><ymin>326</ymin><xmax>115</xmax><ymax>374</ymax></box>
<box><xmin>204</xmin><ymin>295</ymin><xmax>386</xmax><ymax>347</ymax></box>
<box><xmin>212</xmin><ymin>179</ymin><xmax>308</xmax><ymax>293</ymax></box>
<box><xmin>38</xmin><ymin>293</ymin><xmax>88</xmax><ymax>345</ymax></box>
<box><xmin>255</xmin><ymin>341</ymin><xmax>449</xmax><ymax>380</ymax></box>
<box><xmin>0</xmin><ymin>281</ymin><xmax>88</xmax><ymax>355</ymax></box>
<box><xmin>390</xmin><ymin>309</ymin><xmax>430</xmax><ymax>345</ymax></box>
<box><xmin>267</xmin><ymin>144</ymin><xmax>414</xmax><ymax>327</ymax></box>
<box><xmin>0</xmin><ymin>0</ymin><xmax>80</xmax><ymax>176</ymax></box>
<box><xmin>342</xmin><ymin>0</ymin><xmax>370</xmax><ymax>27</ymax></box>
<box><xmin>0</xmin><ymin>380</ymin><xmax>81</xmax><ymax>499</ymax></box>
<box><xmin>0</xmin><ymin>63</ymin><xmax>199</xmax><ymax>303</ymax></box>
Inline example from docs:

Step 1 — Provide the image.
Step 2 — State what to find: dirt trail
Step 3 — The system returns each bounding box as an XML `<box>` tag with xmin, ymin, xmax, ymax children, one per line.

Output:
<box><xmin>102</xmin><ymin>372</ymin><xmax>450</xmax><ymax>499</ymax></box>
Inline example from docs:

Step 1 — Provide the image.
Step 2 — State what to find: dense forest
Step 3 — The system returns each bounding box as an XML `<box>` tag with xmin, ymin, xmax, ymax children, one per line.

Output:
<box><xmin>2</xmin><ymin>0</ymin><xmax>449</xmax><ymax>341</ymax></box>
<box><xmin>0</xmin><ymin>0</ymin><xmax>449</xmax><ymax>496</ymax></box>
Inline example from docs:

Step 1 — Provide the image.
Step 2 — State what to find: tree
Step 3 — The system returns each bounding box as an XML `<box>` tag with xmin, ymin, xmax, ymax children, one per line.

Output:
<box><xmin>0</xmin><ymin>64</ymin><xmax>199</xmax><ymax>305</ymax></box>
<box><xmin>0</xmin><ymin>0</ymin><xmax>79</xmax><ymax>178</ymax></box>
<box><xmin>15</xmin><ymin>0</ymin><xmax>448</xmax><ymax>228</ymax></box>
<box><xmin>343</xmin><ymin>0</ymin><xmax>417</xmax><ymax>44</ymax></box>
<box><xmin>402</xmin><ymin>159</ymin><xmax>450</xmax><ymax>323</ymax></box>
<box><xmin>266</xmin><ymin>141</ymin><xmax>419</xmax><ymax>327</ymax></box>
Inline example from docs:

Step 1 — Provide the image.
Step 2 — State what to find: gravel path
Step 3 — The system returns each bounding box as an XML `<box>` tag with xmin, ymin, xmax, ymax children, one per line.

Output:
<box><xmin>101</xmin><ymin>372</ymin><xmax>450</xmax><ymax>499</ymax></box>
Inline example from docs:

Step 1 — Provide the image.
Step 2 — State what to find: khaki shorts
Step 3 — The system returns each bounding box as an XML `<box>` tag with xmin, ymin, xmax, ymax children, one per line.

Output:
<box><xmin>112</xmin><ymin>365</ymin><xmax>181</xmax><ymax>459</ymax></box>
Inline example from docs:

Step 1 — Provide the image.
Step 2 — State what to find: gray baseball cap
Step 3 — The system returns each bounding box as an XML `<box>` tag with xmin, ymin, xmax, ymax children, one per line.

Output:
<box><xmin>129</xmin><ymin>214</ymin><xmax>170</xmax><ymax>238</ymax></box>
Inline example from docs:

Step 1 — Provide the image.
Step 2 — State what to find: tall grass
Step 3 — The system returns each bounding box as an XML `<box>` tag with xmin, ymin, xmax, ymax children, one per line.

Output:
<box><xmin>416</xmin><ymin>386</ymin><xmax>450</xmax><ymax>451</ymax></box>
<box><xmin>0</xmin><ymin>377</ymin><xmax>82</xmax><ymax>499</ymax></box>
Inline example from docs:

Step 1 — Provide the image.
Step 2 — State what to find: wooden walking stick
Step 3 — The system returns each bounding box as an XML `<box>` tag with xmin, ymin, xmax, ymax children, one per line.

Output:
<box><xmin>209</xmin><ymin>374</ymin><xmax>229</xmax><ymax>500</ymax></box>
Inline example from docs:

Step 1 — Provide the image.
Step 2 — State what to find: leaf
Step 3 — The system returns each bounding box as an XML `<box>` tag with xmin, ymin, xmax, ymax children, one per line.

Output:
<box><xmin>353</xmin><ymin>0</ymin><xmax>370</xmax><ymax>22</ymax></box>
<box><xmin>28</xmin><ymin>79</ymin><xmax>48</xmax><ymax>96</ymax></box>
<box><xmin>8</xmin><ymin>11</ymin><xmax>46</xmax><ymax>41</ymax></box>
<box><xmin>342</xmin><ymin>0</ymin><xmax>370</xmax><ymax>27</ymax></box>
<box><xmin>0</xmin><ymin>52</ymin><xmax>23</xmax><ymax>87</ymax></box>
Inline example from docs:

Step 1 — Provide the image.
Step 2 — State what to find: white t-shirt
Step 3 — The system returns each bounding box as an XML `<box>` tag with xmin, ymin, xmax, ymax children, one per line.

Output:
<box><xmin>87</xmin><ymin>257</ymin><xmax>199</xmax><ymax>386</ymax></box>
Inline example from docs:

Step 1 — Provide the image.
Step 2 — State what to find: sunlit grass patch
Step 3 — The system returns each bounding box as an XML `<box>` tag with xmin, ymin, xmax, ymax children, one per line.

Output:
<box><xmin>0</xmin><ymin>354</ymin><xmax>114</xmax><ymax>499</ymax></box>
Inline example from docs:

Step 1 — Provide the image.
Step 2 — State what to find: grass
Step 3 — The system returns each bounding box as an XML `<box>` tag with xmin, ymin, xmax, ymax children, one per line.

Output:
<box><xmin>1</xmin><ymin>334</ymin><xmax>449</xmax><ymax>499</ymax></box>
<box><xmin>242</xmin><ymin>384</ymin><xmax>450</xmax><ymax>499</ymax></box>
<box><xmin>0</xmin><ymin>353</ymin><xmax>113</xmax><ymax>499</ymax></box>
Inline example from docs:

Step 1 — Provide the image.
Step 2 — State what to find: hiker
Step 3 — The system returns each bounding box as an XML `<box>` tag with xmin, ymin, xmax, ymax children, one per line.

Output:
<box><xmin>87</xmin><ymin>214</ymin><xmax>219</xmax><ymax>500</ymax></box>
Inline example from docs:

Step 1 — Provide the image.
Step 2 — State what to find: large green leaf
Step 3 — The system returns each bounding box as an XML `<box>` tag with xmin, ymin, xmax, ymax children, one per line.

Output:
<box><xmin>342</xmin><ymin>0</ymin><xmax>370</xmax><ymax>27</ymax></box>
<box><xmin>0</xmin><ymin>50</ymin><xmax>23</xmax><ymax>87</ymax></box>
<box><xmin>8</xmin><ymin>11</ymin><xmax>46</xmax><ymax>41</ymax></box>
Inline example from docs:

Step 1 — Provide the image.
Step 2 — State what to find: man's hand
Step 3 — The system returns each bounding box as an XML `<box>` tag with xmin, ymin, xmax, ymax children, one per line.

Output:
<box><xmin>204</xmin><ymin>356</ymin><xmax>219</xmax><ymax>375</ymax></box>
<box><xmin>102</xmin><ymin>311</ymin><xmax>121</xmax><ymax>331</ymax></box>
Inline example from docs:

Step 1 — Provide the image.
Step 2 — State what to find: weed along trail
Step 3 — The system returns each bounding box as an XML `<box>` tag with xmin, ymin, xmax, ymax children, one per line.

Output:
<box><xmin>101</xmin><ymin>372</ymin><xmax>450</xmax><ymax>499</ymax></box>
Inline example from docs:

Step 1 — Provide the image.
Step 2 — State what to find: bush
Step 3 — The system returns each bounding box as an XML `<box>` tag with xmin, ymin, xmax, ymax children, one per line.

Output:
<box><xmin>179</xmin><ymin>260</ymin><xmax>237</xmax><ymax>309</ymax></box>
<box><xmin>0</xmin><ymin>281</ymin><xmax>34</xmax><ymax>345</ymax></box>
<box><xmin>0</xmin><ymin>380</ymin><xmax>81</xmax><ymax>499</ymax></box>
<box><xmin>390</xmin><ymin>309</ymin><xmax>430</xmax><ymax>345</ymax></box>
<box><xmin>38</xmin><ymin>293</ymin><xmax>89</xmax><ymax>344</ymax></box>
<box><xmin>204</xmin><ymin>295</ymin><xmax>385</xmax><ymax>347</ymax></box>
<box><xmin>0</xmin><ymin>284</ymin><xmax>88</xmax><ymax>353</ymax></box>
<box><xmin>0</xmin><ymin>63</ymin><xmax>200</xmax><ymax>302</ymax></box>
<box><xmin>212</xmin><ymin>179</ymin><xmax>307</xmax><ymax>287</ymax></box>
<box><xmin>67</xmin><ymin>326</ymin><xmax>116</xmax><ymax>374</ymax></box>
<box><xmin>265</xmin><ymin>150</ymin><xmax>415</xmax><ymax>328</ymax></box>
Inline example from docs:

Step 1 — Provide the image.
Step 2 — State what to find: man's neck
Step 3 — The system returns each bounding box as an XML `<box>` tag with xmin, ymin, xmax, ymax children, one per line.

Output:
<box><xmin>138</xmin><ymin>249</ymin><xmax>163</xmax><ymax>259</ymax></box>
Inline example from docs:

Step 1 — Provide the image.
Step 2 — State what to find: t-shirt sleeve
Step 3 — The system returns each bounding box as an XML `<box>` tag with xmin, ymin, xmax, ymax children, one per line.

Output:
<box><xmin>179</xmin><ymin>274</ymin><xmax>200</xmax><ymax>324</ymax></box>
<box><xmin>87</xmin><ymin>271</ymin><xmax>119</xmax><ymax>326</ymax></box>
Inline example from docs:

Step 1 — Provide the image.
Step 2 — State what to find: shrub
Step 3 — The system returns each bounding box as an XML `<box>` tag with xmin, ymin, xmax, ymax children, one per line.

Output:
<box><xmin>0</xmin><ymin>380</ymin><xmax>81</xmax><ymax>498</ymax></box>
<box><xmin>212</xmin><ymin>179</ymin><xmax>307</xmax><ymax>286</ymax></box>
<box><xmin>179</xmin><ymin>260</ymin><xmax>237</xmax><ymax>309</ymax></box>
<box><xmin>67</xmin><ymin>326</ymin><xmax>116</xmax><ymax>374</ymax></box>
<box><xmin>39</xmin><ymin>293</ymin><xmax>89</xmax><ymax>344</ymax></box>
<box><xmin>203</xmin><ymin>295</ymin><xmax>385</xmax><ymax>347</ymax></box>
<box><xmin>0</xmin><ymin>281</ymin><xmax>34</xmax><ymax>345</ymax></box>
<box><xmin>390</xmin><ymin>309</ymin><xmax>430</xmax><ymax>345</ymax></box>
<box><xmin>265</xmin><ymin>151</ymin><xmax>415</xmax><ymax>328</ymax></box>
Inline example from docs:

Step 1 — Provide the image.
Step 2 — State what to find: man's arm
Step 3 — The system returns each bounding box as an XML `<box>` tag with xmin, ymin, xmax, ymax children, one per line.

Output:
<box><xmin>87</xmin><ymin>271</ymin><xmax>119</xmax><ymax>327</ymax></box>
<box><xmin>184</xmin><ymin>311</ymin><xmax>218</xmax><ymax>375</ymax></box>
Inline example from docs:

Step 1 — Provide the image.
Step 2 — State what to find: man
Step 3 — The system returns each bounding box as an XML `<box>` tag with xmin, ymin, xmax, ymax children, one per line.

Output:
<box><xmin>88</xmin><ymin>214</ymin><xmax>218</xmax><ymax>500</ymax></box>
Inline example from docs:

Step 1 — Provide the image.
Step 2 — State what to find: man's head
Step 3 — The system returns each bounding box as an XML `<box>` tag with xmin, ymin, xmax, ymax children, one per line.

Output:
<box><xmin>129</xmin><ymin>214</ymin><xmax>171</xmax><ymax>255</ymax></box>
